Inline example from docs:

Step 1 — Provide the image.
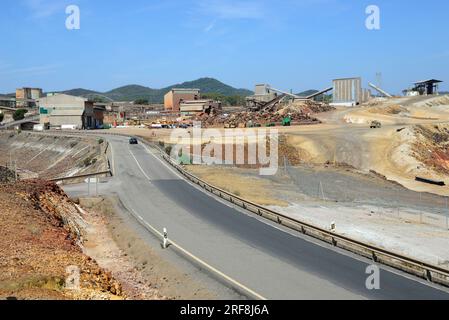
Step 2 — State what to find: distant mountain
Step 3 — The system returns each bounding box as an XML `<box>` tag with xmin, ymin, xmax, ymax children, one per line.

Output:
<box><xmin>62</xmin><ymin>88</ymin><xmax>101</xmax><ymax>96</ymax></box>
<box><xmin>165</xmin><ymin>78</ymin><xmax>253</xmax><ymax>97</ymax></box>
<box><xmin>297</xmin><ymin>90</ymin><xmax>319</xmax><ymax>97</ymax></box>
<box><xmin>58</xmin><ymin>78</ymin><xmax>253</xmax><ymax>103</ymax></box>
<box><xmin>105</xmin><ymin>85</ymin><xmax>159</xmax><ymax>102</ymax></box>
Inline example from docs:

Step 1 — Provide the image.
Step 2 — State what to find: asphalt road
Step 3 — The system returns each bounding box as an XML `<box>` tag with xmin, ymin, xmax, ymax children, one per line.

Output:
<box><xmin>64</xmin><ymin>135</ymin><xmax>449</xmax><ymax>300</ymax></box>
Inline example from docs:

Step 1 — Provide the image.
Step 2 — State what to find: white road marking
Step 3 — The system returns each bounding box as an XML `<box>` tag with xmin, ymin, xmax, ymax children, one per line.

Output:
<box><xmin>109</xmin><ymin>138</ymin><xmax>266</xmax><ymax>300</ymax></box>
<box><xmin>124</xmin><ymin>203</ymin><xmax>267</xmax><ymax>301</ymax></box>
<box><xmin>140</xmin><ymin>142</ymin><xmax>185</xmax><ymax>180</ymax></box>
<box><xmin>128</xmin><ymin>146</ymin><xmax>152</xmax><ymax>182</ymax></box>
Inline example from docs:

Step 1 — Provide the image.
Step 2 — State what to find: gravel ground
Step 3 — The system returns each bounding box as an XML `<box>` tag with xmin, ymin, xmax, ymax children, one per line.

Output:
<box><xmin>284</xmin><ymin>164</ymin><xmax>449</xmax><ymax>217</ymax></box>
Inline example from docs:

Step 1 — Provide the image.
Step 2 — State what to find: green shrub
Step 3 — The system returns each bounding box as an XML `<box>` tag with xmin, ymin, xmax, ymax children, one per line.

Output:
<box><xmin>165</xmin><ymin>146</ymin><xmax>172</xmax><ymax>155</ymax></box>
<box><xmin>13</xmin><ymin>109</ymin><xmax>28</xmax><ymax>121</ymax></box>
<box><xmin>98</xmin><ymin>138</ymin><xmax>104</xmax><ymax>144</ymax></box>
<box><xmin>83</xmin><ymin>157</ymin><xmax>92</xmax><ymax>167</ymax></box>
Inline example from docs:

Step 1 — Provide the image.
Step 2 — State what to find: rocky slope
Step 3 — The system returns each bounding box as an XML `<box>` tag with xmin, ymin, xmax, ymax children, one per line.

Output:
<box><xmin>0</xmin><ymin>132</ymin><xmax>108</xmax><ymax>180</ymax></box>
<box><xmin>0</xmin><ymin>180</ymin><xmax>122</xmax><ymax>300</ymax></box>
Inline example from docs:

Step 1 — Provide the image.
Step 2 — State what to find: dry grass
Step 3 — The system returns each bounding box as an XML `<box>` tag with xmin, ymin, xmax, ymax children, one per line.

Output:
<box><xmin>186</xmin><ymin>166</ymin><xmax>288</xmax><ymax>207</ymax></box>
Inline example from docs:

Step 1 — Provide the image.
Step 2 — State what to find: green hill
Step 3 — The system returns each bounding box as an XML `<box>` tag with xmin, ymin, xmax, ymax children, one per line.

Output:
<box><xmin>59</xmin><ymin>78</ymin><xmax>253</xmax><ymax>103</ymax></box>
<box><xmin>105</xmin><ymin>85</ymin><xmax>160</xmax><ymax>102</ymax></box>
<box><xmin>297</xmin><ymin>90</ymin><xmax>319</xmax><ymax>97</ymax></box>
<box><xmin>62</xmin><ymin>88</ymin><xmax>101</xmax><ymax>96</ymax></box>
<box><xmin>164</xmin><ymin>78</ymin><xmax>253</xmax><ymax>97</ymax></box>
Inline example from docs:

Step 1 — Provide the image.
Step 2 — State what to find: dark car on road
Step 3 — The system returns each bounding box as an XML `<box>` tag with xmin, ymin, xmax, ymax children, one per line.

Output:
<box><xmin>129</xmin><ymin>137</ymin><xmax>138</xmax><ymax>145</ymax></box>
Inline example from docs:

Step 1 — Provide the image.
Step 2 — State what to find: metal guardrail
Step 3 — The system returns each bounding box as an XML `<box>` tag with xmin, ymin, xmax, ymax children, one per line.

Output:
<box><xmin>50</xmin><ymin>170</ymin><xmax>112</xmax><ymax>183</ymax></box>
<box><xmin>30</xmin><ymin>129</ymin><xmax>449</xmax><ymax>288</ymax></box>
<box><xmin>159</xmin><ymin>153</ymin><xmax>449</xmax><ymax>288</ymax></box>
<box><xmin>0</xmin><ymin>114</ymin><xmax>40</xmax><ymax>129</ymax></box>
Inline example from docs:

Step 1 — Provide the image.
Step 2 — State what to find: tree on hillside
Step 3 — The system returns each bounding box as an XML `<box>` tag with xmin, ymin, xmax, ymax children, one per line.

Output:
<box><xmin>13</xmin><ymin>109</ymin><xmax>28</xmax><ymax>121</ymax></box>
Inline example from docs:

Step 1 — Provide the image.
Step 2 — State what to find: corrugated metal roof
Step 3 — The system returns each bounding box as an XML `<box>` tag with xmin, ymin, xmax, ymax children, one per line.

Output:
<box><xmin>414</xmin><ymin>79</ymin><xmax>443</xmax><ymax>84</ymax></box>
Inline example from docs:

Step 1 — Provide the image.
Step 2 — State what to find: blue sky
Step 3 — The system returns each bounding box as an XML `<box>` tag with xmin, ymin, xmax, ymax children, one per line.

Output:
<box><xmin>1</xmin><ymin>0</ymin><xmax>448</xmax><ymax>94</ymax></box>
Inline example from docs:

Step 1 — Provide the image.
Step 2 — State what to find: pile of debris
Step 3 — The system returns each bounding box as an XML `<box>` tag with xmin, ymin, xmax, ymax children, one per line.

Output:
<box><xmin>195</xmin><ymin>100</ymin><xmax>334</xmax><ymax>128</ymax></box>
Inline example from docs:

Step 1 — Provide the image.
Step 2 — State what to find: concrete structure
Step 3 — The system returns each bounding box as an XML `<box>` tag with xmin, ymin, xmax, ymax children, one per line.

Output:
<box><xmin>16</xmin><ymin>88</ymin><xmax>43</xmax><ymax>108</ymax></box>
<box><xmin>180</xmin><ymin>99</ymin><xmax>221</xmax><ymax>116</ymax></box>
<box><xmin>164</xmin><ymin>88</ymin><xmax>200</xmax><ymax>112</ymax></box>
<box><xmin>246</xmin><ymin>84</ymin><xmax>278</xmax><ymax>109</ymax></box>
<box><xmin>37</xmin><ymin>94</ymin><xmax>104</xmax><ymax>130</ymax></box>
<box><xmin>407</xmin><ymin>79</ymin><xmax>443</xmax><ymax>96</ymax></box>
<box><xmin>0</xmin><ymin>96</ymin><xmax>16</xmax><ymax>108</ymax></box>
<box><xmin>332</xmin><ymin>77</ymin><xmax>371</xmax><ymax>107</ymax></box>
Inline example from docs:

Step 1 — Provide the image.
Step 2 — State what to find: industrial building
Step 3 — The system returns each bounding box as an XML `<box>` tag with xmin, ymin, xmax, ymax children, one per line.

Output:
<box><xmin>164</xmin><ymin>88</ymin><xmax>200</xmax><ymax>112</ymax></box>
<box><xmin>38</xmin><ymin>94</ymin><xmax>104</xmax><ymax>130</ymax></box>
<box><xmin>0</xmin><ymin>96</ymin><xmax>16</xmax><ymax>108</ymax></box>
<box><xmin>403</xmin><ymin>79</ymin><xmax>443</xmax><ymax>96</ymax></box>
<box><xmin>331</xmin><ymin>77</ymin><xmax>371</xmax><ymax>107</ymax></box>
<box><xmin>246</xmin><ymin>84</ymin><xmax>278</xmax><ymax>109</ymax></box>
<box><xmin>180</xmin><ymin>99</ymin><xmax>221</xmax><ymax>116</ymax></box>
<box><xmin>16</xmin><ymin>87</ymin><xmax>43</xmax><ymax>108</ymax></box>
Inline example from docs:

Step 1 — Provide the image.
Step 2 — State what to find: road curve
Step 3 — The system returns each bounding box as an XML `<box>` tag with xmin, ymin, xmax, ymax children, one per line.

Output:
<box><xmin>67</xmin><ymin>134</ymin><xmax>449</xmax><ymax>300</ymax></box>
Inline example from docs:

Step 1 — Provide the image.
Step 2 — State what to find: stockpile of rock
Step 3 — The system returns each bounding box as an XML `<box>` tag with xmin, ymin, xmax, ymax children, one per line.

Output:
<box><xmin>195</xmin><ymin>100</ymin><xmax>334</xmax><ymax>128</ymax></box>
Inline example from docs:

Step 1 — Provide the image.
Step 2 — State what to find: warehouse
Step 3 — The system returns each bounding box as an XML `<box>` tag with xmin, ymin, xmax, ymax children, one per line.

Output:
<box><xmin>331</xmin><ymin>77</ymin><xmax>371</xmax><ymax>107</ymax></box>
<box><xmin>38</xmin><ymin>94</ymin><xmax>104</xmax><ymax>130</ymax></box>
<box><xmin>164</xmin><ymin>88</ymin><xmax>200</xmax><ymax>112</ymax></box>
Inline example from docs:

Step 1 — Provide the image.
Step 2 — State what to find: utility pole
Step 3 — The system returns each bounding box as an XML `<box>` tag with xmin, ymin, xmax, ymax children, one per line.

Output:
<box><xmin>376</xmin><ymin>72</ymin><xmax>383</xmax><ymax>90</ymax></box>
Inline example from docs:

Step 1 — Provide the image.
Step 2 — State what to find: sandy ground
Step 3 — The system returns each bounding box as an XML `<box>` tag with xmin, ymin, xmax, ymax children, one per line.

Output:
<box><xmin>187</xmin><ymin>166</ymin><xmax>288</xmax><ymax>207</ymax></box>
<box><xmin>79</xmin><ymin>197</ymin><xmax>218</xmax><ymax>300</ymax></box>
